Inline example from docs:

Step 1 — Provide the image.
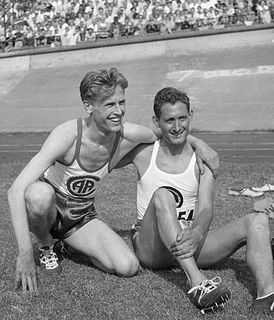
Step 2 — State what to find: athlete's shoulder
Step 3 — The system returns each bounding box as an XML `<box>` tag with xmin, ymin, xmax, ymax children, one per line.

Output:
<box><xmin>40</xmin><ymin>119</ymin><xmax>78</xmax><ymax>156</ymax></box>
<box><xmin>52</xmin><ymin>119</ymin><xmax>77</xmax><ymax>134</ymax></box>
<box><xmin>131</xmin><ymin>141</ymin><xmax>155</xmax><ymax>165</ymax></box>
<box><xmin>49</xmin><ymin>119</ymin><xmax>77</xmax><ymax>141</ymax></box>
<box><xmin>121</xmin><ymin>122</ymin><xmax>157</xmax><ymax>144</ymax></box>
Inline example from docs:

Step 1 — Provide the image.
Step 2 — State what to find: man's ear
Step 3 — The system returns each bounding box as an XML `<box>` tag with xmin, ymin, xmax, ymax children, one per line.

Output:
<box><xmin>189</xmin><ymin>110</ymin><xmax>194</xmax><ymax>131</ymax></box>
<box><xmin>83</xmin><ymin>100</ymin><xmax>93</xmax><ymax>114</ymax></box>
<box><xmin>189</xmin><ymin>110</ymin><xmax>193</xmax><ymax>119</ymax></box>
<box><xmin>152</xmin><ymin>115</ymin><xmax>160</xmax><ymax>128</ymax></box>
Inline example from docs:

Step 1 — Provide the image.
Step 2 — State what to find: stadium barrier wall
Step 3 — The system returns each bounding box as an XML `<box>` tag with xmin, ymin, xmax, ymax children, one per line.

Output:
<box><xmin>0</xmin><ymin>23</ymin><xmax>273</xmax><ymax>72</ymax></box>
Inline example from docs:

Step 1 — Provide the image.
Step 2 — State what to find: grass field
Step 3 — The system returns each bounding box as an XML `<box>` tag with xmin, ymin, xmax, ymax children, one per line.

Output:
<box><xmin>1</xmin><ymin>157</ymin><xmax>274</xmax><ymax>320</ymax></box>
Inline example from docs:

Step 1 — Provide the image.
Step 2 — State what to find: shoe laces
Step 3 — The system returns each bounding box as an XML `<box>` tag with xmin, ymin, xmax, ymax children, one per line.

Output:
<box><xmin>265</xmin><ymin>204</ymin><xmax>274</xmax><ymax>215</ymax></box>
<box><xmin>40</xmin><ymin>246</ymin><xmax>59</xmax><ymax>270</ymax></box>
<box><xmin>188</xmin><ymin>276</ymin><xmax>222</xmax><ymax>297</ymax></box>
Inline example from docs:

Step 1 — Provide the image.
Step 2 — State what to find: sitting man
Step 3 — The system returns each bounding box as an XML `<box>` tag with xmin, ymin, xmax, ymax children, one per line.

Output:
<box><xmin>117</xmin><ymin>87</ymin><xmax>274</xmax><ymax>314</ymax></box>
<box><xmin>8</xmin><ymin>69</ymin><xmax>218</xmax><ymax>295</ymax></box>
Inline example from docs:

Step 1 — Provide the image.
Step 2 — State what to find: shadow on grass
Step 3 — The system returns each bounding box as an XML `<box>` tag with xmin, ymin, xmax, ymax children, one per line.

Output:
<box><xmin>34</xmin><ymin>228</ymin><xmax>256</xmax><ymax>301</ymax></box>
<box><xmin>152</xmin><ymin>257</ymin><xmax>256</xmax><ymax>299</ymax></box>
<box><xmin>39</xmin><ymin>228</ymin><xmax>134</xmax><ymax>269</ymax></box>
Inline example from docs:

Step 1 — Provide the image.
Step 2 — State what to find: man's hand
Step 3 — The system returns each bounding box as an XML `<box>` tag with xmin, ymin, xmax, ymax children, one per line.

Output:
<box><xmin>15</xmin><ymin>251</ymin><xmax>38</xmax><ymax>295</ymax></box>
<box><xmin>170</xmin><ymin>227</ymin><xmax>203</xmax><ymax>259</ymax></box>
<box><xmin>194</xmin><ymin>140</ymin><xmax>220</xmax><ymax>178</ymax></box>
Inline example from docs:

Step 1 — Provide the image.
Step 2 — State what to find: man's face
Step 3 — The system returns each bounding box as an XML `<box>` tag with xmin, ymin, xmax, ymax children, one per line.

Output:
<box><xmin>155</xmin><ymin>101</ymin><xmax>191</xmax><ymax>145</ymax></box>
<box><xmin>91</xmin><ymin>85</ymin><xmax>126</xmax><ymax>133</ymax></box>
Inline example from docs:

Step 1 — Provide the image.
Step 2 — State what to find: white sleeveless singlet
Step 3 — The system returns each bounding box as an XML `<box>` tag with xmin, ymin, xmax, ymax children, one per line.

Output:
<box><xmin>43</xmin><ymin>118</ymin><xmax>119</xmax><ymax>200</ymax></box>
<box><xmin>137</xmin><ymin>140</ymin><xmax>199</xmax><ymax>228</ymax></box>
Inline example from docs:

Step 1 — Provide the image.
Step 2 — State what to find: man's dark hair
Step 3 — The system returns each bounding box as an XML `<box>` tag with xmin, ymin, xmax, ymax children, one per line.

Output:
<box><xmin>80</xmin><ymin>68</ymin><xmax>128</xmax><ymax>104</ymax></box>
<box><xmin>153</xmin><ymin>87</ymin><xmax>190</xmax><ymax>118</ymax></box>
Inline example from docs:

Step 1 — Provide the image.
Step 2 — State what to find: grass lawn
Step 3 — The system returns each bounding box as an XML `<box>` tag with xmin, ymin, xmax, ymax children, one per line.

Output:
<box><xmin>1</xmin><ymin>157</ymin><xmax>274</xmax><ymax>320</ymax></box>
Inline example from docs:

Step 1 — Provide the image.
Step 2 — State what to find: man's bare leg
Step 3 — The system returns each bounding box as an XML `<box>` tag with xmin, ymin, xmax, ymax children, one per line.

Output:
<box><xmin>65</xmin><ymin>219</ymin><xmax>139</xmax><ymax>277</ymax></box>
<box><xmin>25</xmin><ymin>181</ymin><xmax>59</xmax><ymax>271</ymax></box>
<box><xmin>134</xmin><ymin>188</ymin><xmax>207</xmax><ymax>286</ymax></box>
<box><xmin>196</xmin><ymin>212</ymin><xmax>274</xmax><ymax>298</ymax></box>
<box><xmin>134</xmin><ymin>188</ymin><xmax>230</xmax><ymax>312</ymax></box>
<box><xmin>25</xmin><ymin>181</ymin><xmax>57</xmax><ymax>247</ymax></box>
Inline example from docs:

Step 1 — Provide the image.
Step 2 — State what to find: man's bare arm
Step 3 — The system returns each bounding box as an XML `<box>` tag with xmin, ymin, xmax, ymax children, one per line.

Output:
<box><xmin>7</xmin><ymin>121</ymin><xmax>76</xmax><ymax>293</ymax></box>
<box><xmin>170</xmin><ymin>166</ymin><xmax>215</xmax><ymax>259</ymax></box>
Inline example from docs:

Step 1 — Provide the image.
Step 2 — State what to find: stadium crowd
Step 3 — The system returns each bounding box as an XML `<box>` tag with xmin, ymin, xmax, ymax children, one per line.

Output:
<box><xmin>0</xmin><ymin>0</ymin><xmax>273</xmax><ymax>51</ymax></box>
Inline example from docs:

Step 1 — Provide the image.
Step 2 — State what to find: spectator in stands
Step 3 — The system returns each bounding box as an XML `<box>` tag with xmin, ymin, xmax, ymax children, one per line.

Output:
<box><xmin>242</xmin><ymin>0</ymin><xmax>256</xmax><ymax>24</ymax></box>
<box><xmin>123</xmin><ymin>16</ymin><xmax>136</xmax><ymax>35</ymax></box>
<box><xmin>193</xmin><ymin>5</ymin><xmax>206</xmax><ymax>26</ymax></box>
<box><xmin>207</xmin><ymin>6</ymin><xmax>218</xmax><ymax>25</ymax></box>
<box><xmin>146</xmin><ymin>12</ymin><xmax>161</xmax><ymax>32</ymax></box>
<box><xmin>13</xmin><ymin>24</ymin><xmax>24</xmax><ymax>48</ymax></box>
<box><xmin>104</xmin><ymin>8</ymin><xmax>114</xmax><ymax>25</ymax></box>
<box><xmin>96</xmin><ymin>7</ymin><xmax>106</xmax><ymax>21</ymax></box>
<box><xmin>65</xmin><ymin>6</ymin><xmax>77</xmax><ymax>23</ymax></box>
<box><xmin>78</xmin><ymin>20</ymin><xmax>87</xmax><ymax>41</ymax></box>
<box><xmin>173</xmin><ymin>9</ymin><xmax>183</xmax><ymax>29</ymax></box>
<box><xmin>97</xmin><ymin>16</ymin><xmax>110</xmax><ymax>38</ymax></box>
<box><xmin>257</xmin><ymin>0</ymin><xmax>272</xmax><ymax>23</ymax></box>
<box><xmin>4</xmin><ymin>40</ymin><xmax>14</xmax><ymax>52</ymax></box>
<box><xmin>128</xmin><ymin>6</ymin><xmax>139</xmax><ymax>21</ymax></box>
<box><xmin>181</xmin><ymin>9</ymin><xmax>191</xmax><ymax>28</ymax></box>
<box><xmin>134</xmin><ymin>14</ymin><xmax>148</xmax><ymax>35</ymax></box>
<box><xmin>186</xmin><ymin>7</ymin><xmax>197</xmax><ymax>29</ymax></box>
<box><xmin>219</xmin><ymin>5</ymin><xmax>230</xmax><ymax>26</ymax></box>
<box><xmin>109</xmin><ymin>16</ymin><xmax>124</xmax><ymax>38</ymax></box>
<box><xmin>160</xmin><ymin>12</ymin><xmax>174</xmax><ymax>33</ymax></box>
<box><xmin>83</xmin><ymin>12</ymin><xmax>94</xmax><ymax>29</ymax></box>
<box><xmin>232</xmin><ymin>5</ymin><xmax>245</xmax><ymax>24</ymax></box>
<box><xmin>164</xmin><ymin>0</ymin><xmax>174</xmax><ymax>14</ymax></box>
<box><xmin>117</xmin><ymin>7</ymin><xmax>128</xmax><ymax>24</ymax></box>
<box><xmin>85</xmin><ymin>26</ymin><xmax>97</xmax><ymax>41</ymax></box>
<box><xmin>268</xmin><ymin>0</ymin><xmax>274</xmax><ymax>19</ymax></box>
<box><xmin>0</xmin><ymin>0</ymin><xmax>264</xmax><ymax>51</ymax></box>
<box><xmin>226</xmin><ymin>0</ymin><xmax>235</xmax><ymax>24</ymax></box>
<box><xmin>75</xmin><ymin>12</ymin><xmax>84</xmax><ymax>26</ymax></box>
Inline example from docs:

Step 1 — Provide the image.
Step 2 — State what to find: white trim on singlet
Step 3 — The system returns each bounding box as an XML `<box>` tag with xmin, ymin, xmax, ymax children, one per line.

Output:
<box><xmin>137</xmin><ymin>140</ymin><xmax>198</xmax><ymax>224</ymax></box>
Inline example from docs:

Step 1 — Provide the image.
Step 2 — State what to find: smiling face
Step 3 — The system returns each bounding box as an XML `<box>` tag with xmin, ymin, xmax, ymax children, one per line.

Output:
<box><xmin>90</xmin><ymin>85</ymin><xmax>126</xmax><ymax>133</ymax></box>
<box><xmin>154</xmin><ymin>101</ymin><xmax>191</xmax><ymax>146</ymax></box>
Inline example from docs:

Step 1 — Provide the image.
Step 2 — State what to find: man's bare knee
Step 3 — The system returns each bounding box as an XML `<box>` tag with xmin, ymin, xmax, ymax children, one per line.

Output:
<box><xmin>152</xmin><ymin>188</ymin><xmax>176</xmax><ymax>212</ymax></box>
<box><xmin>89</xmin><ymin>252</ymin><xmax>139</xmax><ymax>277</ymax></box>
<box><xmin>25</xmin><ymin>182</ymin><xmax>55</xmax><ymax>216</ymax></box>
<box><xmin>115</xmin><ymin>254</ymin><xmax>139</xmax><ymax>277</ymax></box>
<box><xmin>246</xmin><ymin>212</ymin><xmax>270</xmax><ymax>235</ymax></box>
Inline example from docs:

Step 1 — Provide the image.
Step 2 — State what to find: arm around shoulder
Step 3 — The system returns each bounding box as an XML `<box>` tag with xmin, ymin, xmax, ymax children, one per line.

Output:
<box><xmin>192</xmin><ymin>165</ymin><xmax>215</xmax><ymax>237</ymax></box>
<box><xmin>188</xmin><ymin>135</ymin><xmax>220</xmax><ymax>178</ymax></box>
<box><xmin>122</xmin><ymin>122</ymin><xmax>158</xmax><ymax>145</ymax></box>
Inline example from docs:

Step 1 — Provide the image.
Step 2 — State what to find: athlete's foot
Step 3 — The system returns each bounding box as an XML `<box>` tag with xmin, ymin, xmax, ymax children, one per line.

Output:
<box><xmin>187</xmin><ymin>277</ymin><xmax>231</xmax><ymax>314</ymax></box>
<box><xmin>39</xmin><ymin>244</ymin><xmax>62</xmax><ymax>273</ymax></box>
<box><xmin>249</xmin><ymin>292</ymin><xmax>274</xmax><ymax>314</ymax></box>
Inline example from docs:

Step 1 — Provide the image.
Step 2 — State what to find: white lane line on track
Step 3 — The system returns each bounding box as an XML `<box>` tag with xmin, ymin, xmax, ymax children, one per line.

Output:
<box><xmin>217</xmin><ymin>148</ymin><xmax>274</xmax><ymax>151</ymax></box>
<box><xmin>166</xmin><ymin>65</ymin><xmax>274</xmax><ymax>82</ymax></box>
<box><xmin>0</xmin><ymin>144</ymin><xmax>41</xmax><ymax>147</ymax></box>
<box><xmin>0</xmin><ymin>150</ymin><xmax>39</xmax><ymax>153</ymax></box>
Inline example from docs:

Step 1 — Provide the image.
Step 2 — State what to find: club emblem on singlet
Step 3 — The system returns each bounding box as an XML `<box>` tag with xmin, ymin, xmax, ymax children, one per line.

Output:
<box><xmin>160</xmin><ymin>186</ymin><xmax>183</xmax><ymax>207</ymax></box>
<box><xmin>67</xmin><ymin>175</ymin><xmax>100</xmax><ymax>197</ymax></box>
<box><xmin>160</xmin><ymin>186</ymin><xmax>194</xmax><ymax>221</ymax></box>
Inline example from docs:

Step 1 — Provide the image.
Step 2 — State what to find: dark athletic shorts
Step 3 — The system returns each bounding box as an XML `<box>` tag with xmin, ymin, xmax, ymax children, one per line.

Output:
<box><xmin>41</xmin><ymin>178</ymin><xmax>98</xmax><ymax>240</ymax></box>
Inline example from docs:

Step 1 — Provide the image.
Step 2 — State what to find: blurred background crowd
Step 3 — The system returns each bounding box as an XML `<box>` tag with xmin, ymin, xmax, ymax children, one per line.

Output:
<box><xmin>0</xmin><ymin>0</ymin><xmax>273</xmax><ymax>51</ymax></box>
